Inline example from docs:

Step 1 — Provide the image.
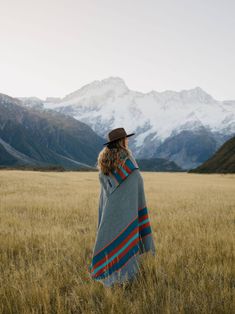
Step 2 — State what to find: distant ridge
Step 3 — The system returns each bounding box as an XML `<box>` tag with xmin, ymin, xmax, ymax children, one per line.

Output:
<box><xmin>0</xmin><ymin>93</ymin><xmax>105</xmax><ymax>169</ymax></box>
<box><xmin>0</xmin><ymin>92</ymin><xmax>182</xmax><ymax>172</ymax></box>
<box><xmin>188</xmin><ymin>136</ymin><xmax>235</xmax><ymax>173</ymax></box>
<box><xmin>136</xmin><ymin>157</ymin><xmax>183</xmax><ymax>172</ymax></box>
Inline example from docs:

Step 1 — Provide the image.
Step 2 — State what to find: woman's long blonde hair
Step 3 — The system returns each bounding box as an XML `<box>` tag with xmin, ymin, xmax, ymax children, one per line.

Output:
<box><xmin>97</xmin><ymin>137</ymin><xmax>132</xmax><ymax>175</ymax></box>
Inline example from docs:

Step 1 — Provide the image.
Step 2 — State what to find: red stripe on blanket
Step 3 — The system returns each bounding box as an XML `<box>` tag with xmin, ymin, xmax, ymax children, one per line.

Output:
<box><xmin>139</xmin><ymin>221</ymin><xmax>151</xmax><ymax>231</ymax></box>
<box><xmin>93</xmin><ymin>215</ymin><xmax>138</xmax><ymax>258</ymax></box>
<box><xmin>116</xmin><ymin>167</ymin><xmax>126</xmax><ymax>179</ymax></box>
<box><xmin>114</xmin><ymin>251</ymin><xmax>139</xmax><ymax>274</ymax></box>
<box><xmin>91</xmin><ymin>226</ymin><xmax>139</xmax><ymax>273</ymax></box>
<box><xmin>141</xmin><ymin>233</ymin><xmax>153</xmax><ymax>239</ymax></box>
<box><xmin>110</xmin><ymin>172</ymin><xmax>120</xmax><ymax>184</ymax></box>
<box><xmin>93</xmin><ymin>236</ymin><xmax>140</xmax><ymax>278</ymax></box>
<box><xmin>138</xmin><ymin>214</ymin><xmax>149</xmax><ymax>222</ymax></box>
<box><xmin>138</xmin><ymin>206</ymin><xmax>147</xmax><ymax>211</ymax></box>
<box><xmin>122</xmin><ymin>163</ymin><xmax>132</xmax><ymax>174</ymax></box>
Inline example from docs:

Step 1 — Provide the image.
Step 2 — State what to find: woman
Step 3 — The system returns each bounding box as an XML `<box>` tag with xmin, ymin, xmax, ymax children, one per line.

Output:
<box><xmin>89</xmin><ymin>127</ymin><xmax>156</xmax><ymax>287</ymax></box>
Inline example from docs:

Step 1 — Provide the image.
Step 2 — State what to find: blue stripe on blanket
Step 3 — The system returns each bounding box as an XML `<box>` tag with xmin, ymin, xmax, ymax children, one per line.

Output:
<box><xmin>92</xmin><ymin>233</ymin><xmax>139</xmax><ymax>275</ymax></box>
<box><xmin>138</xmin><ymin>207</ymin><xmax>148</xmax><ymax>218</ymax></box>
<box><xmin>89</xmin><ymin>207</ymin><xmax>153</xmax><ymax>278</ymax></box>
<box><xmin>140</xmin><ymin>226</ymin><xmax>152</xmax><ymax>238</ymax></box>
<box><xmin>112</xmin><ymin>171</ymin><xmax>123</xmax><ymax>183</ymax></box>
<box><xmin>91</xmin><ymin>217</ymin><xmax>139</xmax><ymax>266</ymax></box>
<box><xmin>93</xmin><ymin>243</ymin><xmax>140</xmax><ymax>280</ymax></box>
<box><xmin>119</xmin><ymin>165</ymin><xmax>129</xmax><ymax>176</ymax></box>
<box><xmin>139</xmin><ymin>218</ymin><xmax>149</xmax><ymax>226</ymax></box>
<box><xmin>125</xmin><ymin>158</ymin><xmax>136</xmax><ymax>170</ymax></box>
<box><xmin>138</xmin><ymin>207</ymin><xmax>152</xmax><ymax>238</ymax></box>
<box><xmin>110</xmin><ymin>157</ymin><xmax>139</xmax><ymax>187</ymax></box>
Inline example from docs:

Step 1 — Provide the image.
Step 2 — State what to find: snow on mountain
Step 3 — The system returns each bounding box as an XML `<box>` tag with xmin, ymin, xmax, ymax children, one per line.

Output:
<box><xmin>63</xmin><ymin>77</ymin><xmax>129</xmax><ymax>103</ymax></box>
<box><xmin>44</xmin><ymin>77</ymin><xmax>235</xmax><ymax>139</ymax></box>
<box><xmin>43</xmin><ymin>77</ymin><xmax>235</xmax><ymax>169</ymax></box>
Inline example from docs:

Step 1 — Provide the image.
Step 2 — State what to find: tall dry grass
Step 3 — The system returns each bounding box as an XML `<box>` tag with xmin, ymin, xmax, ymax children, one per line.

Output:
<box><xmin>0</xmin><ymin>170</ymin><xmax>234</xmax><ymax>313</ymax></box>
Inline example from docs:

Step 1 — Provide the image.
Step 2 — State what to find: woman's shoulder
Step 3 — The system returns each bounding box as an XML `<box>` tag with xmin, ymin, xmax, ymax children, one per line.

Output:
<box><xmin>98</xmin><ymin>171</ymin><xmax>106</xmax><ymax>182</ymax></box>
<box><xmin>98</xmin><ymin>171</ymin><xmax>111</xmax><ymax>185</ymax></box>
<box><xmin>98</xmin><ymin>153</ymin><xmax>139</xmax><ymax>177</ymax></box>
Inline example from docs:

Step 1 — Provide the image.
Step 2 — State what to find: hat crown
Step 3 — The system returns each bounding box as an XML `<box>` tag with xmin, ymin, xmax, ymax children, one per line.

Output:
<box><xmin>103</xmin><ymin>127</ymin><xmax>135</xmax><ymax>146</ymax></box>
<box><xmin>108</xmin><ymin>127</ymin><xmax>127</xmax><ymax>141</ymax></box>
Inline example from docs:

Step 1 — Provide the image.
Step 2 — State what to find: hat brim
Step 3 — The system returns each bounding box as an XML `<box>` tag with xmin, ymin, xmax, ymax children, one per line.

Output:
<box><xmin>103</xmin><ymin>133</ymin><xmax>135</xmax><ymax>146</ymax></box>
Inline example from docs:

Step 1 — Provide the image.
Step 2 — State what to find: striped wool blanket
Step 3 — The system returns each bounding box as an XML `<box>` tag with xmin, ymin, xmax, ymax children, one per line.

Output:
<box><xmin>89</xmin><ymin>154</ymin><xmax>156</xmax><ymax>287</ymax></box>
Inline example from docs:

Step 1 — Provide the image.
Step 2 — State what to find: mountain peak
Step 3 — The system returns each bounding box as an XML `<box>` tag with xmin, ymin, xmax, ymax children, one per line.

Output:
<box><xmin>63</xmin><ymin>76</ymin><xmax>128</xmax><ymax>102</ymax></box>
<box><xmin>180</xmin><ymin>86</ymin><xmax>215</xmax><ymax>103</ymax></box>
<box><xmin>101</xmin><ymin>76</ymin><xmax>127</xmax><ymax>86</ymax></box>
<box><xmin>87</xmin><ymin>76</ymin><xmax>129</xmax><ymax>92</ymax></box>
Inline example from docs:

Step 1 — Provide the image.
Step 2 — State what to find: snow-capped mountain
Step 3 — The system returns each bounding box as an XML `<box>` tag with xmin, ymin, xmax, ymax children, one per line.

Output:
<box><xmin>42</xmin><ymin>77</ymin><xmax>235</xmax><ymax>169</ymax></box>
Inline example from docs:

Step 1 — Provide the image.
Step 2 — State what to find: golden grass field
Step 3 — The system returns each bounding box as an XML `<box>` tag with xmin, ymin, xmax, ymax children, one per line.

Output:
<box><xmin>0</xmin><ymin>170</ymin><xmax>234</xmax><ymax>314</ymax></box>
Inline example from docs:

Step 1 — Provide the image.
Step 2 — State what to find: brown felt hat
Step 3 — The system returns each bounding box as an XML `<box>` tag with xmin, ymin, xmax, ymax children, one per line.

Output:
<box><xmin>103</xmin><ymin>127</ymin><xmax>135</xmax><ymax>146</ymax></box>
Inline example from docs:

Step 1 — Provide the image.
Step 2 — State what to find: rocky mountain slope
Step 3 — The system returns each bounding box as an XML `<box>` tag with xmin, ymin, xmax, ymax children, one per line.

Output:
<box><xmin>0</xmin><ymin>93</ymin><xmax>105</xmax><ymax>169</ymax></box>
<box><xmin>136</xmin><ymin>158</ymin><xmax>183</xmax><ymax>172</ymax></box>
<box><xmin>188</xmin><ymin>136</ymin><xmax>235</xmax><ymax>173</ymax></box>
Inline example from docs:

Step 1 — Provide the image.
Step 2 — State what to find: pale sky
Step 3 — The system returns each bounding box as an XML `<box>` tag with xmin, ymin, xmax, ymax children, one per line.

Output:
<box><xmin>0</xmin><ymin>0</ymin><xmax>234</xmax><ymax>100</ymax></box>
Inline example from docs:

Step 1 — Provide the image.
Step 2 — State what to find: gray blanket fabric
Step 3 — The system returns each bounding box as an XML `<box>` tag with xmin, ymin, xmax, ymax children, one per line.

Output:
<box><xmin>89</xmin><ymin>154</ymin><xmax>156</xmax><ymax>287</ymax></box>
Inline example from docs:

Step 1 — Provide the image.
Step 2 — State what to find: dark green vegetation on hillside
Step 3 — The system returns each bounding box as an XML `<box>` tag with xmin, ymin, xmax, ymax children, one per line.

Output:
<box><xmin>189</xmin><ymin>135</ymin><xmax>235</xmax><ymax>173</ymax></box>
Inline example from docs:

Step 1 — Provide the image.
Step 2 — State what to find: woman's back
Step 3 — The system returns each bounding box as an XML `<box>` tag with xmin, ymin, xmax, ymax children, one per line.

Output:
<box><xmin>89</xmin><ymin>128</ymin><xmax>156</xmax><ymax>287</ymax></box>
